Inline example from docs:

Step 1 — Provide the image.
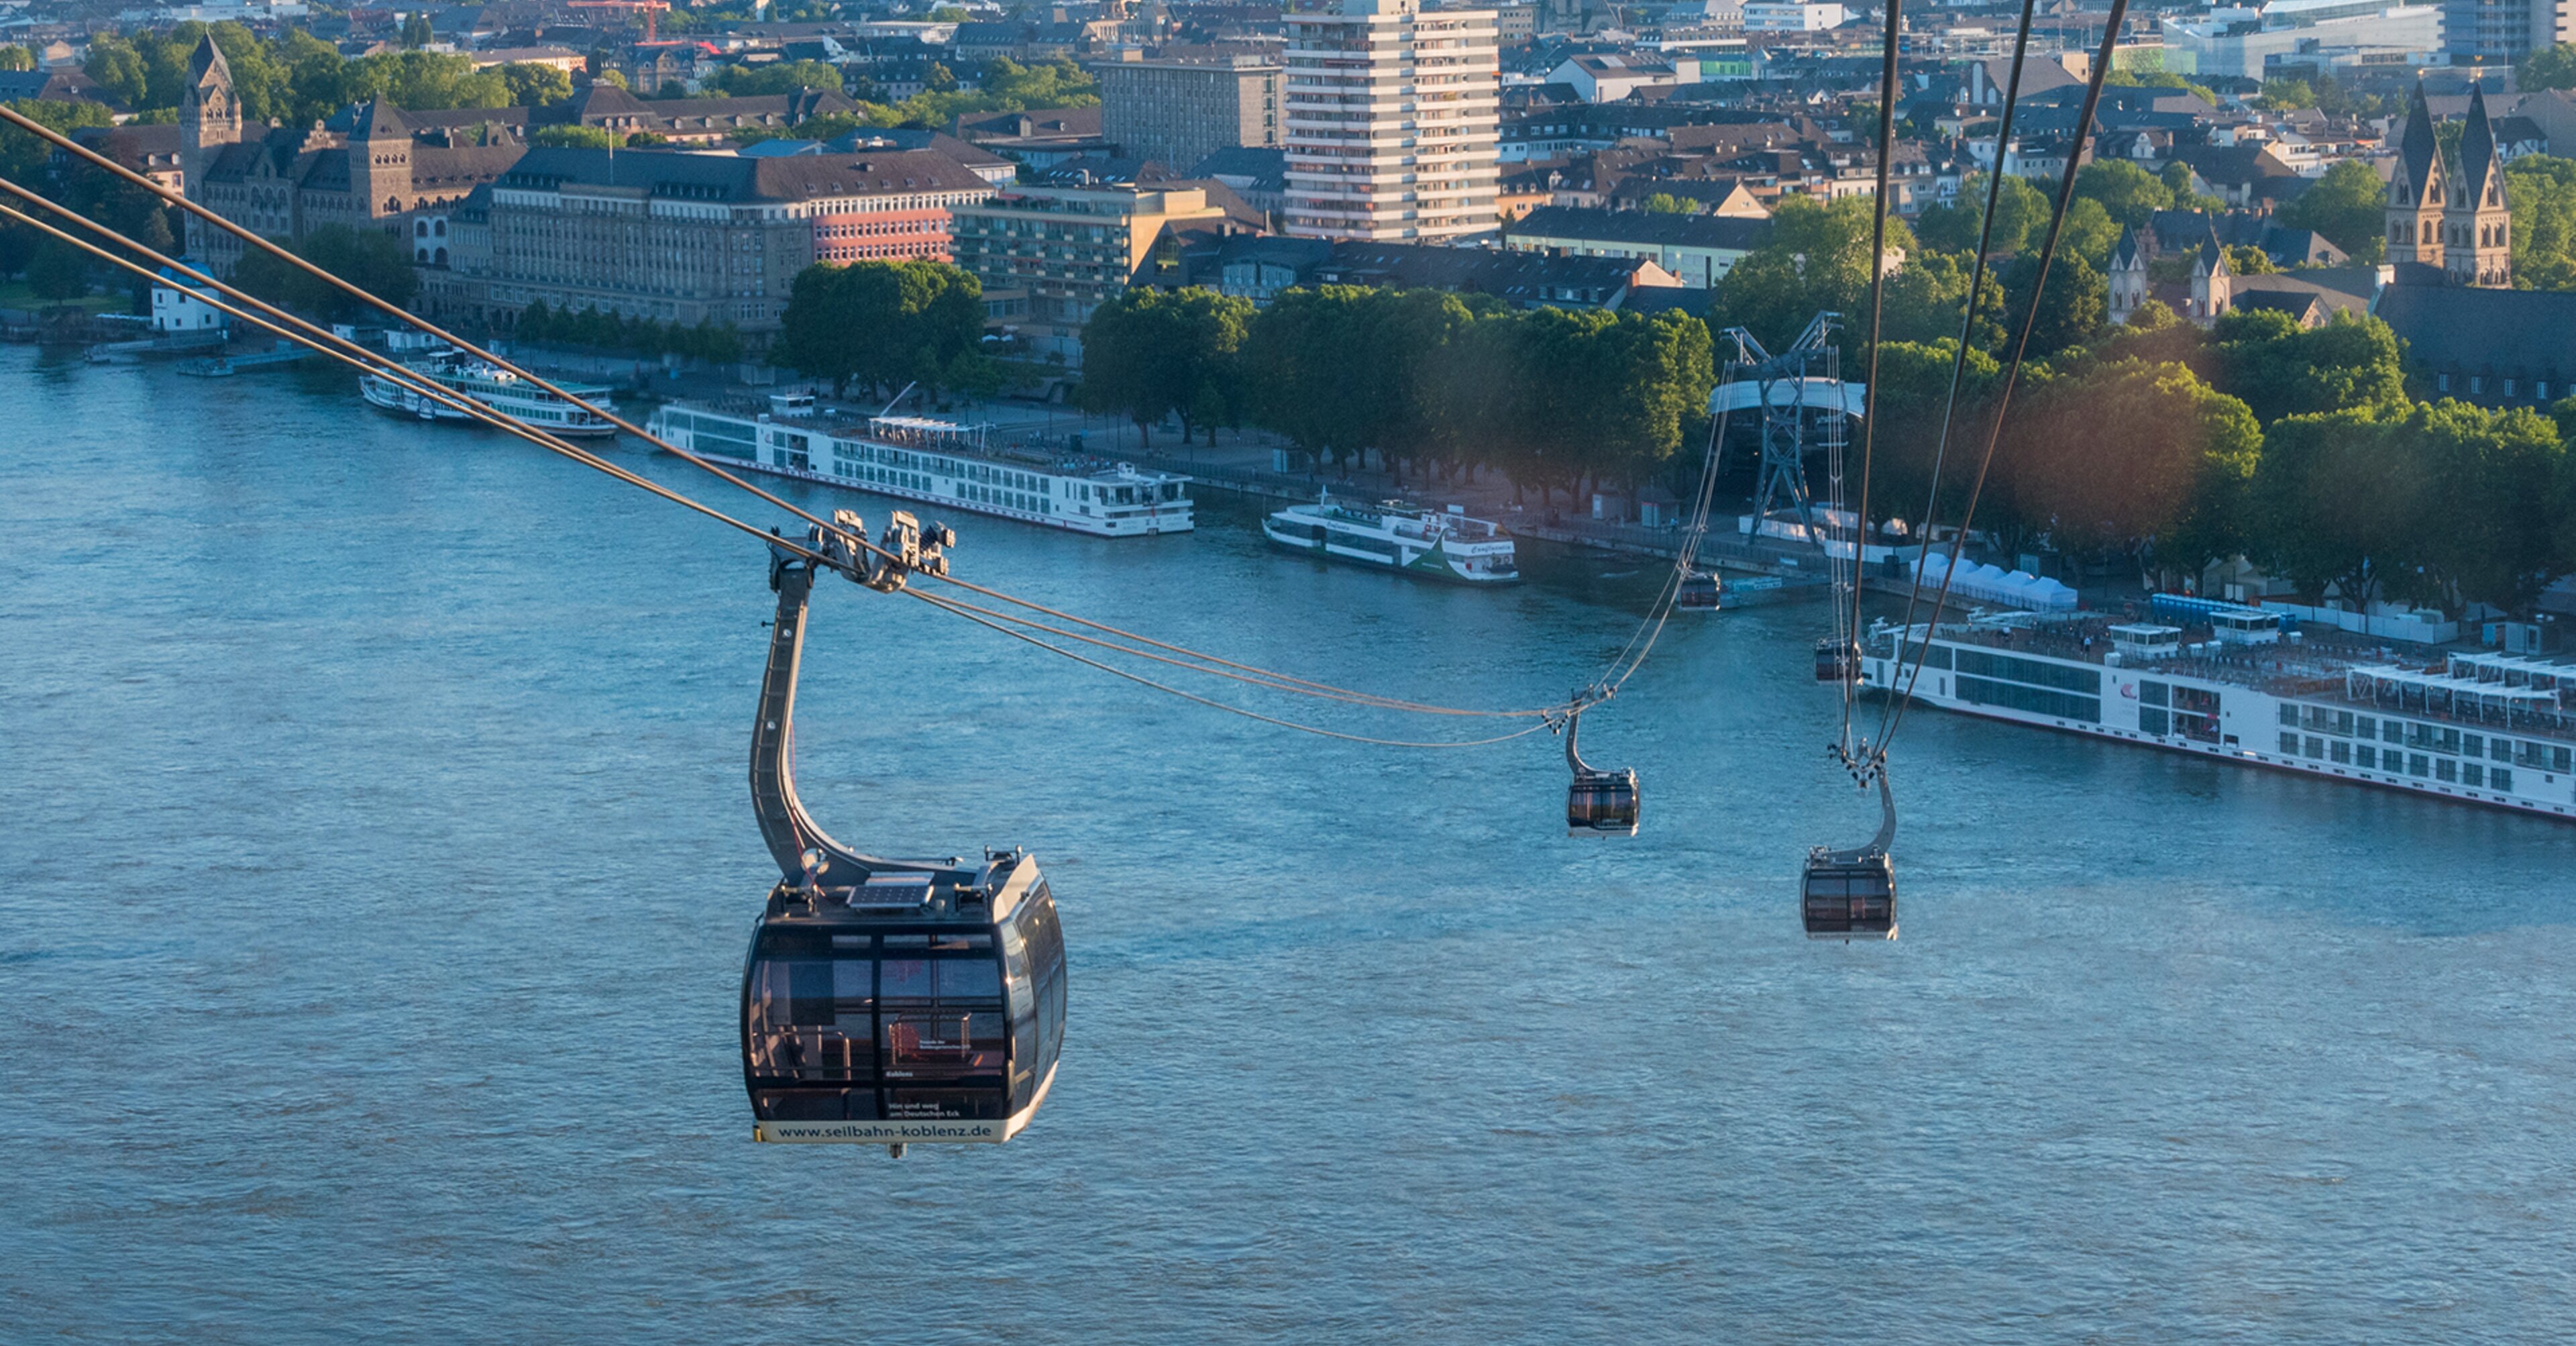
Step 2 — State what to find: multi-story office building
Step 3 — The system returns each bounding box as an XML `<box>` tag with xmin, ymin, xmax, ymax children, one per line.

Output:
<box><xmin>1094</xmin><ymin>52</ymin><xmax>1283</xmax><ymax>172</ymax></box>
<box><xmin>1282</xmin><ymin>0</ymin><xmax>1501</xmax><ymax>242</ymax></box>
<box><xmin>2445</xmin><ymin>0</ymin><xmax>2575</xmax><ymax>64</ymax></box>
<box><xmin>2159</xmin><ymin>0</ymin><xmax>2443</xmax><ymax>81</ymax></box>
<box><xmin>947</xmin><ymin>184</ymin><xmax>1244</xmax><ymax>358</ymax></box>
<box><xmin>436</xmin><ymin>147</ymin><xmax>993</xmax><ymax>335</ymax></box>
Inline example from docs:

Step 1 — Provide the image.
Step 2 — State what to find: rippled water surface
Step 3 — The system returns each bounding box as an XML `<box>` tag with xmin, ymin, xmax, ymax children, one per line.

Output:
<box><xmin>6</xmin><ymin>348</ymin><xmax>2576</xmax><ymax>1343</ymax></box>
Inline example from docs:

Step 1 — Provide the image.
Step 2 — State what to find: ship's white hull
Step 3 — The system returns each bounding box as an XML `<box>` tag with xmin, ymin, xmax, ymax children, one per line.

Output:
<box><xmin>1866</xmin><ymin>648</ymin><xmax>2576</xmax><ymax>823</ymax></box>
<box><xmin>1260</xmin><ymin>515</ymin><xmax>1519</xmax><ymax>584</ymax></box>
<box><xmin>649</xmin><ymin>406</ymin><xmax>1193</xmax><ymax>539</ymax></box>
<box><xmin>691</xmin><ymin>450</ymin><xmax>1191</xmax><ymax>537</ymax></box>
<box><xmin>360</xmin><ymin>372</ymin><xmax>618</xmax><ymax>437</ymax></box>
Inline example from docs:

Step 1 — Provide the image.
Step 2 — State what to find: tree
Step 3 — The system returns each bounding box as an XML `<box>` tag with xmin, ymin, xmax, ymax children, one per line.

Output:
<box><xmin>2002</xmin><ymin>250</ymin><xmax>2106</xmax><ymax>358</ymax></box>
<box><xmin>0</xmin><ymin>45</ymin><xmax>34</xmax><ymax>72</ymax></box>
<box><xmin>231</xmin><ymin>224</ymin><xmax>415</xmax><ymax>320</ymax></box>
<box><xmin>1877</xmin><ymin>247</ymin><xmax>2006</xmax><ymax>349</ymax></box>
<box><xmin>2074</xmin><ymin>159</ymin><xmax>2172</xmax><ymax>231</ymax></box>
<box><xmin>2506</xmin><ymin>154</ymin><xmax>2576</xmax><ymax>291</ymax></box>
<box><xmin>2256</xmin><ymin>400</ymin><xmax>2570</xmax><ymax>612</ymax></box>
<box><xmin>2000</xmin><ymin>358</ymin><xmax>2262</xmax><ymax>570</ymax></box>
<box><xmin>497</xmin><ymin>62</ymin><xmax>574</xmax><ymax>107</ymax></box>
<box><xmin>400</xmin><ymin>12</ymin><xmax>434</xmax><ymax>48</ymax></box>
<box><xmin>2255</xmin><ymin>79</ymin><xmax>2315</xmax><ymax>111</ymax></box>
<box><xmin>2210</xmin><ymin>308</ymin><xmax>2407</xmax><ymax>425</ymax></box>
<box><xmin>706</xmin><ymin>60</ymin><xmax>849</xmax><ymax>97</ymax></box>
<box><xmin>2274</xmin><ymin>158</ymin><xmax>2387</xmax><ymax>263</ymax></box>
<box><xmin>1914</xmin><ymin>172</ymin><xmax>2052</xmax><ymax>256</ymax></box>
<box><xmin>1640</xmin><ymin>192</ymin><xmax>1695</xmax><ymax>215</ymax></box>
<box><xmin>531</xmin><ymin>124</ymin><xmax>621</xmax><ymax>148</ymax></box>
<box><xmin>1077</xmin><ymin>286</ymin><xmax>1256</xmax><ymax>446</ymax></box>
<box><xmin>775</xmin><ymin>260</ymin><xmax>984</xmax><ymax>397</ymax></box>
<box><xmin>593</xmin><ymin>68</ymin><xmax>631</xmax><ymax>91</ymax></box>
<box><xmin>2519</xmin><ymin>42</ymin><xmax>2576</xmax><ymax>93</ymax></box>
<box><xmin>1</xmin><ymin>97</ymin><xmax>112</xmax><ymax>187</ymax></box>
<box><xmin>25</xmin><ymin>238</ymin><xmax>89</xmax><ymax>302</ymax></box>
<box><xmin>1708</xmin><ymin>195</ymin><xmax>1917</xmax><ymax>352</ymax></box>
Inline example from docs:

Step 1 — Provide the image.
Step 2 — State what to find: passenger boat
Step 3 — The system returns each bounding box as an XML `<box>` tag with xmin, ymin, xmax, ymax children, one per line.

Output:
<box><xmin>1260</xmin><ymin>493</ymin><xmax>1519</xmax><ymax>584</ymax></box>
<box><xmin>647</xmin><ymin>401</ymin><xmax>1193</xmax><ymax>538</ymax></box>
<box><xmin>1863</xmin><ymin>604</ymin><xmax>2576</xmax><ymax>821</ymax></box>
<box><xmin>360</xmin><ymin>350</ymin><xmax>617</xmax><ymax>436</ymax></box>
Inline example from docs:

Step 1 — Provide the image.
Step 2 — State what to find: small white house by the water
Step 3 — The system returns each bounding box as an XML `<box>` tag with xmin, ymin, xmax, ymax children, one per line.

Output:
<box><xmin>150</xmin><ymin>267</ymin><xmax>227</xmax><ymax>333</ymax></box>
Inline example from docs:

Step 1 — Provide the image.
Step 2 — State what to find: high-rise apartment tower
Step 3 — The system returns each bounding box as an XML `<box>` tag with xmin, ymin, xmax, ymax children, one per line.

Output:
<box><xmin>1282</xmin><ymin>0</ymin><xmax>1501</xmax><ymax>241</ymax></box>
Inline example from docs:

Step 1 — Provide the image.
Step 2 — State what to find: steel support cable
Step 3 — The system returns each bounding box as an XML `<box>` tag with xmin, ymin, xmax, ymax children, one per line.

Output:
<box><xmin>1843</xmin><ymin>0</ymin><xmax>1907</xmax><ymax>764</ymax></box>
<box><xmin>0</xmin><ymin>194</ymin><xmax>837</xmax><ymax>572</ymax></box>
<box><xmin>1874</xmin><ymin>0</ymin><xmax>2134</xmax><ymax>762</ymax></box>
<box><xmin>0</xmin><ymin>110</ymin><xmax>1575</xmax><ymax>726</ymax></box>
<box><xmin>902</xmin><ymin>588</ymin><xmax>1561</xmax><ymax>749</ymax></box>
<box><xmin>1595</xmin><ymin>396</ymin><xmax>1737</xmax><ymax>701</ymax></box>
<box><xmin>1870</xmin><ymin>0</ymin><xmax>2043</xmax><ymax>745</ymax></box>
<box><xmin>895</xmin><ymin>584</ymin><xmax>1570</xmax><ymax>715</ymax></box>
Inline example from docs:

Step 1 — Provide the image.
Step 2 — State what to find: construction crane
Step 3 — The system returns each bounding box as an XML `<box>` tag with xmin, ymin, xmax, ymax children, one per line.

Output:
<box><xmin>569</xmin><ymin>0</ymin><xmax>672</xmax><ymax>43</ymax></box>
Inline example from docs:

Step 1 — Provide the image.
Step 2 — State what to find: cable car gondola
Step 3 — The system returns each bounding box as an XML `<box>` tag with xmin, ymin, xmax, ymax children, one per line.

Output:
<box><xmin>1814</xmin><ymin>636</ymin><xmax>1859</xmax><ymax>683</ymax></box>
<box><xmin>1677</xmin><ymin>568</ymin><xmax>1723</xmax><ymax>613</ymax></box>
<box><xmin>1563</xmin><ymin>707</ymin><xmax>1639</xmax><ymax>837</ymax></box>
<box><xmin>1802</xmin><ymin>772</ymin><xmax>1896</xmax><ymax>940</ymax></box>
<box><xmin>741</xmin><ymin>521</ymin><xmax>1066</xmax><ymax>1154</ymax></box>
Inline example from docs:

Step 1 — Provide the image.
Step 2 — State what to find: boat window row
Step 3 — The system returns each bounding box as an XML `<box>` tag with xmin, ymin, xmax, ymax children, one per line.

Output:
<box><xmin>2271</xmin><ymin>703</ymin><xmax>2571</xmax><ymax>772</ymax></box>
<box><xmin>2273</xmin><ymin>731</ymin><xmax>2521</xmax><ymax>791</ymax></box>
<box><xmin>1955</xmin><ymin>674</ymin><xmax>2102</xmax><ymax>724</ymax></box>
<box><xmin>1953</xmin><ymin>648</ymin><xmax>2101</xmax><ymax>695</ymax></box>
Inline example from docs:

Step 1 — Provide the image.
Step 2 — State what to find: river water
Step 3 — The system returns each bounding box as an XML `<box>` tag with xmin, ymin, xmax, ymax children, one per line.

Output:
<box><xmin>5</xmin><ymin>346</ymin><xmax>2576</xmax><ymax>1343</ymax></box>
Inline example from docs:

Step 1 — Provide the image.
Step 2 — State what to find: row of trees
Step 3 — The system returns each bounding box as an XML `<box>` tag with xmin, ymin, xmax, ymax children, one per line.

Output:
<box><xmin>1857</xmin><ymin>301</ymin><xmax>2573</xmax><ymax>615</ymax></box>
<box><xmin>1079</xmin><ymin>284</ymin><xmax>1717</xmax><ymax>505</ymax></box>
<box><xmin>515</xmin><ymin>300</ymin><xmax>746</xmax><ymax>364</ymax></box>
<box><xmin>86</xmin><ymin>24</ymin><xmax>574</xmax><ymax>125</ymax></box>
<box><xmin>230</xmin><ymin>223</ymin><xmax>418</xmax><ymax>321</ymax></box>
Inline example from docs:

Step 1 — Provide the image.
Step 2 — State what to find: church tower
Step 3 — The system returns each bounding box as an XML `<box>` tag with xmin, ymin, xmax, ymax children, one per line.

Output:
<box><xmin>178</xmin><ymin>35</ymin><xmax>240</xmax><ymax>205</ymax></box>
<box><xmin>2445</xmin><ymin>83</ymin><xmax>2512</xmax><ymax>288</ymax></box>
<box><xmin>2189</xmin><ymin>231</ymin><xmax>2233</xmax><ymax>324</ymax></box>
<box><xmin>2385</xmin><ymin>82</ymin><xmax>2445</xmax><ymax>270</ymax></box>
<box><xmin>2107</xmin><ymin>226</ymin><xmax>2149</xmax><ymax>322</ymax></box>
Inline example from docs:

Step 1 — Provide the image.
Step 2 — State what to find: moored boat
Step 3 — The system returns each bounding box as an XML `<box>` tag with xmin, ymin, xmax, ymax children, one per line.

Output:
<box><xmin>1261</xmin><ymin>493</ymin><xmax>1519</xmax><ymax>584</ymax></box>
<box><xmin>360</xmin><ymin>350</ymin><xmax>616</xmax><ymax>436</ymax></box>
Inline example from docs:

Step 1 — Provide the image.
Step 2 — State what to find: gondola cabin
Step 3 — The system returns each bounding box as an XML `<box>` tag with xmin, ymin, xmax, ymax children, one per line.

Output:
<box><xmin>742</xmin><ymin>521</ymin><xmax>1066</xmax><ymax>1153</ymax></box>
<box><xmin>1801</xmin><ymin>850</ymin><xmax>1895</xmax><ymax>939</ymax></box>
<box><xmin>743</xmin><ymin>857</ymin><xmax>1066</xmax><ymax>1145</ymax></box>
<box><xmin>1815</xmin><ymin>637</ymin><xmax>1859</xmax><ymax>683</ymax></box>
<box><xmin>1678</xmin><ymin>570</ymin><xmax>1722</xmax><ymax>612</ymax></box>
<box><xmin>1568</xmin><ymin>766</ymin><xmax>1640</xmax><ymax>836</ymax></box>
<box><xmin>1561</xmin><ymin>707</ymin><xmax>1639</xmax><ymax>837</ymax></box>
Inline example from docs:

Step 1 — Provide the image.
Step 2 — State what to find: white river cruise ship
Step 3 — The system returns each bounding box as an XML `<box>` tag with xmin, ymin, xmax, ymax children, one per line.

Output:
<box><xmin>360</xmin><ymin>352</ymin><xmax>617</xmax><ymax>436</ymax></box>
<box><xmin>647</xmin><ymin>400</ymin><xmax>1192</xmax><ymax>538</ymax></box>
<box><xmin>1864</xmin><ymin>604</ymin><xmax>2576</xmax><ymax>822</ymax></box>
<box><xmin>1261</xmin><ymin>493</ymin><xmax>1519</xmax><ymax>584</ymax></box>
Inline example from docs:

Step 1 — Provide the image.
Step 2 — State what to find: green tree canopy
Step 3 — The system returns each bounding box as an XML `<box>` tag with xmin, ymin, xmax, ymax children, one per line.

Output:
<box><xmin>2210</xmin><ymin>308</ymin><xmax>2408</xmax><ymax>425</ymax></box>
<box><xmin>2274</xmin><ymin>158</ymin><xmax>2388</xmax><ymax>262</ymax></box>
<box><xmin>230</xmin><ymin>222</ymin><xmax>417</xmax><ymax>321</ymax></box>
<box><xmin>1998</xmin><ymin>358</ymin><xmax>2262</xmax><ymax>568</ymax></box>
<box><xmin>2519</xmin><ymin>42</ymin><xmax>2576</xmax><ymax>92</ymax></box>
<box><xmin>2074</xmin><ymin>159</ymin><xmax>2172</xmax><ymax>231</ymax></box>
<box><xmin>1709</xmin><ymin>195</ymin><xmax>1917</xmax><ymax>352</ymax></box>
<box><xmin>1077</xmin><ymin>286</ymin><xmax>1256</xmax><ymax>446</ymax></box>
<box><xmin>775</xmin><ymin>259</ymin><xmax>984</xmax><ymax>397</ymax></box>
<box><xmin>1640</xmin><ymin>192</ymin><xmax>1695</xmax><ymax>215</ymax></box>
<box><xmin>2506</xmin><ymin>154</ymin><xmax>2576</xmax><ymax>291</ymax></box>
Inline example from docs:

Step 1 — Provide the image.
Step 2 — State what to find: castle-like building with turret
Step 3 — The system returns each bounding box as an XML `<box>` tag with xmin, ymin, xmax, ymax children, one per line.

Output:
<box><xmin>179</xmin><ymin>35</ymin><xmax>525</xmax><ymax>275</ymax></box>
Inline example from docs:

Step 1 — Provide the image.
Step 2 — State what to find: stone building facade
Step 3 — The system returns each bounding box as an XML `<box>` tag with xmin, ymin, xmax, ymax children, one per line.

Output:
<box><xmin>431</xmin><ymin>147</ymin><xmax>994</xmax><ymax>335</ymax></box>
